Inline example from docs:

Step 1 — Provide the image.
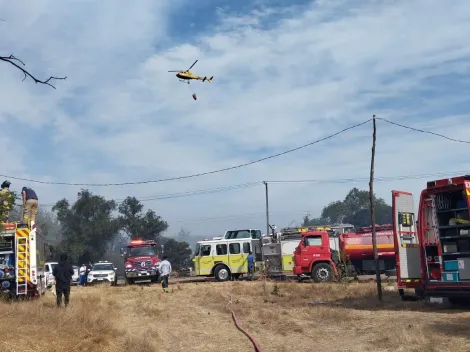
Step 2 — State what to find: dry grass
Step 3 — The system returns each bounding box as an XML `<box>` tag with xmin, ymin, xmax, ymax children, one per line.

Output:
<box><xmin>1</xmin><ymin>280</ymin><xmax>469</xmax><ymax>352</ymax></box>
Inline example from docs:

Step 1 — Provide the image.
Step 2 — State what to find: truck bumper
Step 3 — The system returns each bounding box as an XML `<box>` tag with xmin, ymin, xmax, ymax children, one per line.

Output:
<box><xmin>293</xmin><ymin>266</ymin><xmax>303</xmax><ymax>276</ymax></box>
<box><xmin>125</xmin><ymin>269</ymin><xmax>158</xmax><ymax>279</ymax></box>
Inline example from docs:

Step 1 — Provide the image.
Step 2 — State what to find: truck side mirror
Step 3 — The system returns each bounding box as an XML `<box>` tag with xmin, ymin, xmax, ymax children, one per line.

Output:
<box><xmin>119</xmin><ymin>247</ymin><xmax>126</xmax><ymax>257</ymax></box>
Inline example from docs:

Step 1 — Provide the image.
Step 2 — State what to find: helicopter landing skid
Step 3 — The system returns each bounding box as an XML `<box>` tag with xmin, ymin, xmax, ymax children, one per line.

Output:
<box><xmin>178</xmin><ymin>79</ymin><xmax>190</xmax><ymax>84</ymax></box>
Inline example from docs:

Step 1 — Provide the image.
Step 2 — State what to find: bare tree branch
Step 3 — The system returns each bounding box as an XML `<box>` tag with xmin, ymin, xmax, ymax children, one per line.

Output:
<box><xmin>0</xmin><ymin>54</ymin><xmax>66</xmax><ymax>89</ymax></box>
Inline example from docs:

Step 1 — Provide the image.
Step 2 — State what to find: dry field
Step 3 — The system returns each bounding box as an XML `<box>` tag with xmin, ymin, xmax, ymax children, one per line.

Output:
<box><xmin>1</xmin><ymin>280</ymin><xmax>469</xmax><ymax>352</ymax></box>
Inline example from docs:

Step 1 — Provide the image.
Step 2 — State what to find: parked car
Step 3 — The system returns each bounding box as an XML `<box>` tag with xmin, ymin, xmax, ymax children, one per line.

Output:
<box><xmin>45</xmin><ymin>262</ymin><xmax>58</xmax><ymax>288</ymax></box>
<box><xmin>71</xmin><ymin>265</ymin><xmax>80</xmax><ymax>285</ymax></box>
<box><xmin>87</xmin><ymin>261</ymin><xmax>118</xmax><ymax>286</ymax></box>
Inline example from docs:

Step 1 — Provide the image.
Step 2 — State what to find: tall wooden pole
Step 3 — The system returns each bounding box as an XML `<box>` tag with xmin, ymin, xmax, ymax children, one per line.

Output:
<box><xmin>369</xmin><ymin>115</ymin><xmax>383</xmax><ymax>301</ymax></box>
<box><xmin>263</xmin><ymin>181</ymin><xmax>270</xmax><ymax>238</ymax></box>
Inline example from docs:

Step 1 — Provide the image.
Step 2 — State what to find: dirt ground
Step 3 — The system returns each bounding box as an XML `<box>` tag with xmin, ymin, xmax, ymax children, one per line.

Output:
<box><xmin>1</xmin><ymin>280</ymin><xmax>469</xmax><ymax>352</ymax></box>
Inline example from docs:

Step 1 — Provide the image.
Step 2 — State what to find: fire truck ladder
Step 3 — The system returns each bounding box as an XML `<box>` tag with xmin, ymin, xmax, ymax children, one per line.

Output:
<box><xmin>425</xmin><ymin>196</ymin><xmax>442</xmax><ymax>280</ymax></box>
<box><xmin>15</xmin><ymin>236</ymin><xmax>29</xmax><ymax>295</ymax></box>
<box><xmin>425</xmin><ymin>196</ymin><xmax>440</xmax><ymax>244</ymax></box>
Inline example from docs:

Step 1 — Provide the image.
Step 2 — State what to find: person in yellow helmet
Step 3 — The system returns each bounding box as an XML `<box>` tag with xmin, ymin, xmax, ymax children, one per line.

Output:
<box><xmin>0</xmin><ymin>181</ymin><xmax>14</xmax><ymax>222</ymax></box>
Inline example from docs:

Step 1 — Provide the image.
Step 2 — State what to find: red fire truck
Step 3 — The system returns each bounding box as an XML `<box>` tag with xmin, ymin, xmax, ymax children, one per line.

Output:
<box><xmin>120</xmin><ymin>239</ymin><xmax>160</xmax><ymax>285</ymax></box>
<box><xmin>293</xmin><ymin>225</ymin><xmax>396</xmax><ymax>282</ymax></box>
<box><xmin>392</xmin><ymin>175</ymin><xmax>470</xmax><ymax>304</ymax></box>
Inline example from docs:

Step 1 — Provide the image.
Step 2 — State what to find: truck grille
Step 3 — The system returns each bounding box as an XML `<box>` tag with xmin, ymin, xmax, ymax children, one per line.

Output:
<box><xmin>135</xmin><ymin>260</ymin><xmax>152</xmax><ymax>268</ymax></box>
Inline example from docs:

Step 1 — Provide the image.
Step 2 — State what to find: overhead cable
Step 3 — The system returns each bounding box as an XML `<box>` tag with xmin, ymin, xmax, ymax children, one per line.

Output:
<box><xmin>0</xmin><ymin>119</ymin><xmax>372</xmax><ymax>187</ymax></box>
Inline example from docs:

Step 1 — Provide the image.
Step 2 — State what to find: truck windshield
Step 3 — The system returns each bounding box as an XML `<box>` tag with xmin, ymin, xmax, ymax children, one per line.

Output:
<box><xmin>127</xmin><ymin>245</ymin><xmax>157</xmax><ymax>257</ymax></box>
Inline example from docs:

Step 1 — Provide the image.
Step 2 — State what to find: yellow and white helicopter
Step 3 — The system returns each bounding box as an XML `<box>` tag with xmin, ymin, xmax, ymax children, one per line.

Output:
<box><xmin>168</xmin><ymin>60</ymin><xmax>213</xmax><ymax>84</ymax></box>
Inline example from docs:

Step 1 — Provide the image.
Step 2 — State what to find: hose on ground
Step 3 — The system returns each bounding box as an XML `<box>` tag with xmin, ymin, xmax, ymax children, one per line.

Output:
<box><xmin>226</xmin><ymin>295</ymin><xmax>264</xmax><ymax>352</ymax></box>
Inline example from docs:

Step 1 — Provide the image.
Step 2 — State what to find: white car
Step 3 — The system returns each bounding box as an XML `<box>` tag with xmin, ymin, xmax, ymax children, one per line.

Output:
<box><xmin>87</xmin><ymin>261</ymin><xmax>117</xmax><ymax>286</ymax></box>
<box><xmin>71</xmin><ymin>265</ymin><xmax>80</xmax><ymax>285</ymax></box>
<box><xmin>45</xmin><ymin>262</ymin><xmax>58</xmax><ymax>288</ymax></box>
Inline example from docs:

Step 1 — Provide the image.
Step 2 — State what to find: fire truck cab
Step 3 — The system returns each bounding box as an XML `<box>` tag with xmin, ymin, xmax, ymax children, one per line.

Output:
<box><xmin>293</xmin><ymin>230</ymin><xmax>342</xmax><ymax>282</ymax></box>
<box><xmin>393</xmin><ymin>175</ymin><xmax>470</xmax><ymax>303</ymax></box>
<box><xmin>121</xmin><ymin>239</ymin><xmax>160</xmax><ymax>285</ymax></box>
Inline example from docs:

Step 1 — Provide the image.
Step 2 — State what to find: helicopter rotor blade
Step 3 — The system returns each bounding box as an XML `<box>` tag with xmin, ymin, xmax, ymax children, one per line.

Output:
<box><xmin>168</xmin><ymin>70</ymin><xmax>183</xmax><ymax>72</ymax></box>
<box><xmin>187</xmin><ymin>60</ymin><xmax>198</xmax><ymax>71</ymax></box>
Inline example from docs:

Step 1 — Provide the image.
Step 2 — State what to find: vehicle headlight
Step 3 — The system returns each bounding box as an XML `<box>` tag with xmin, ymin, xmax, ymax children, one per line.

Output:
<box><xmin>125</xmin><ymin>263</ymin><xmax>132</xmax><ymax>269</ymax></box>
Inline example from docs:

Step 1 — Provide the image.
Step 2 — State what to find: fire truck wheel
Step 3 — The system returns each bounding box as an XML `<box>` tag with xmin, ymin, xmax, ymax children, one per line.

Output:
<box><xmin>214</xmin><ymin>265</ymin><xmax>230</xmax><ymax>282</ymax></box>
<box><xmin>311</xmin><ymin>263</ymin><xmax>333</xmax><ymax>283</ymax></box>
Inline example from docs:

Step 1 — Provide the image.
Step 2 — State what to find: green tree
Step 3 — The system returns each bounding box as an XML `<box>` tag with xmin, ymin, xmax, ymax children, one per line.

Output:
<box><xmin>304</xmin><ymin>188</ymin><xmax>392</xmax><ymax>228</ymax></box>
<box><xmin>117</xmin><ymin>196</ymin><xmax>169</xmax><ymax>240</ymax></box>
<box><xmin>52</xmin><ymin>189</ymin><xmax>121</xmax><ymax>263</ymax></box>
<box><xmin>302</xmin><ymin>215</ymin><xmax>330</xmax><ymax>227</ymax></box>
<box><xmin>161</xmin><ymin>238</ymin><xmax>192</xmax><ymax>269</ymax></box>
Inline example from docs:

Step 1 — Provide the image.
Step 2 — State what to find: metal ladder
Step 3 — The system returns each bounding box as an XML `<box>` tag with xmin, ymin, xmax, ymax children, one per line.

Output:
<box><xmin>15</xmin><ymin>236</ymin><xmax>28</xmax><ymax>295</ymax></box>
<box><xmin>425</xmin><ymin>196</ymin><xmax>440</xmax><ymax>245</ymax></box>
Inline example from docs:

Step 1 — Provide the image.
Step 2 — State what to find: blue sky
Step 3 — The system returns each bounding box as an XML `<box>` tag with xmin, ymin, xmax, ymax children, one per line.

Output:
<box><xmin>1</xmin><ymin>0</ymin><xmax>470</xmax><ymax>241</ymax></box>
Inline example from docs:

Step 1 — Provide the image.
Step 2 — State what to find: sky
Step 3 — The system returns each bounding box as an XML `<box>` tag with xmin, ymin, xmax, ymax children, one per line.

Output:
<box><xmin>1</xmin><ymin>0</ymin><xmax>470</xmax><ymax>245</ymax></box>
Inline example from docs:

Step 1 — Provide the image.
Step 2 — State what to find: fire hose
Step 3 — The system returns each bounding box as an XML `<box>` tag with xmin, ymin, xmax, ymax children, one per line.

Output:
<box><xmin>226</xmin><ymin>295</ymin><xmax>264</xmax><ymax>352</ymax></box>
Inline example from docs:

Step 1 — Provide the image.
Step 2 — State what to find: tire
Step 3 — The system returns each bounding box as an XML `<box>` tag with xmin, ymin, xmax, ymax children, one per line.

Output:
<box><xmin>126</xmin><ymin>278</ymin><xmax>135</xmax><ymax>285</ymax></box>
<box><xmin>311</xmin><ymin>263</ymin><xmax>333</xmax><ymax>283</ymax></box>
<box><xmin>214</xmin><ymin>266</ymin><xmax>230</xmax><ymax>282</ymax></box>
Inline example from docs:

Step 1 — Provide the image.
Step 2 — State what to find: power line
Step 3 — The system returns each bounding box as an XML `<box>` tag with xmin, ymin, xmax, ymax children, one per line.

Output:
<box><xmin>0</xmin><ymin>119</ymin><xmax>372</xmax><ymax>187</ymax></box>
<box><xmin>38</xmin><ymin>170</ymin><xmax>469</xmax><ymax>208</ymax></box>
<box><xmin>376</xmin><ymin>117</ymin><xmax>470</xmax><ymax>144</ymax></box>
<box><xmin>264</xmin><ymin>170</ymin><xmax>470</xmax><ymax>184</ymax></box>
<box><xmin>40</xmin><ymin>181</ymin><xmax>262</xmax><ymax>207</ymax></box>
<box><xmin>125</xmin><ymin>182</ymin><xmax>261</xmax><ymax>201</ymax></box>
<box><xmin>169</xmin><ymin>211</ymin><xmax>306</xmax><ymax>225</ymax></box>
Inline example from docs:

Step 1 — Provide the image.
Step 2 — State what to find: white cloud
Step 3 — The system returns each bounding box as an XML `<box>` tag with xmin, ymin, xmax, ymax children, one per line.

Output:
<box><xmin>1</xmin><ymin>0</ymin><xmax>470</xmax><ymax>242</ymax></box>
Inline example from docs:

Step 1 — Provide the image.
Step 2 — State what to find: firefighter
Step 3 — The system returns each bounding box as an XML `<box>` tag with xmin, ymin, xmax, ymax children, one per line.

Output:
<box><xmin>247</xmin><ymin>251</ymin><xmax>255</xmax><ymax>281</ymax></box>
<box><xmin>21</xmin><ymin>186</ymin><xmax>38</xmax><ymax>225</ymax></box>
<box><xmin>0</xmin><ymin>180</ymin><xmax>13</xmax><ymax>222</ymax></box>
<box><xmin>52</xmin><ymin>253</ymin><xmax>74</xmax><ymax>307</ymax></box>
<box><xmin>79</xmin><ymin>264</ymin><xmax>87</xmax><ymax>286</ymax></box>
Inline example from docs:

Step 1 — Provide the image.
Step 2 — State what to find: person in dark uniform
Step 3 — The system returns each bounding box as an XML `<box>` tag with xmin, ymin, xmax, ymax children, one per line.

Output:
<box><xmin>52</xmin><ymin>253</ymin><xmax>74</xmax><ymax>307</ymax></box>
<box><xmin>21</xmin><ymin>186</ymin><xmax>39</xmax><ymax>224</ymax></box>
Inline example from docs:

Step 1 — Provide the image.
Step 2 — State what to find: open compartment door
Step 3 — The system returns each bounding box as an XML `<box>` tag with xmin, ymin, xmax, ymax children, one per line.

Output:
<box><xmin>392</xmin><ymin>191</ymin><xmax>422</xmax><ymax>280</ymax></box>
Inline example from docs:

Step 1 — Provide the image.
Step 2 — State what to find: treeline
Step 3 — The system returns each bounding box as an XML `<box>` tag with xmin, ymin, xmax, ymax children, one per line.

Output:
<box><xmin>302</xmin><ymin>188</ymin><xmax>392</xmax><ymax>228</ymax></box>
<box><xmin>7</xmin><ymin>190</ymin><xmax>192</xmax><ymax>269</ymax></box>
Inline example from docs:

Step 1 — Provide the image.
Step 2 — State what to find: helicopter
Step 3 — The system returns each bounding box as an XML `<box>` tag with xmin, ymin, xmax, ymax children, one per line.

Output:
<box><xmin>168</xmin><ymin>60</ymin><xmax>213</xmax><ymax>84</ymax></box>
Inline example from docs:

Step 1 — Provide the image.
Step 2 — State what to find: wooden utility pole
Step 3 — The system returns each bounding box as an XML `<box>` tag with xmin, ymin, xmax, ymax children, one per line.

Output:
<box><xmin>263</xmin><ymin>181</ymin><xmax>270</xmax><ymax>238</ymax></box>
<box><xmin>369</xmin><ymin>115</ymin><xmax>383</xmax><ymax>301</ymax></box>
